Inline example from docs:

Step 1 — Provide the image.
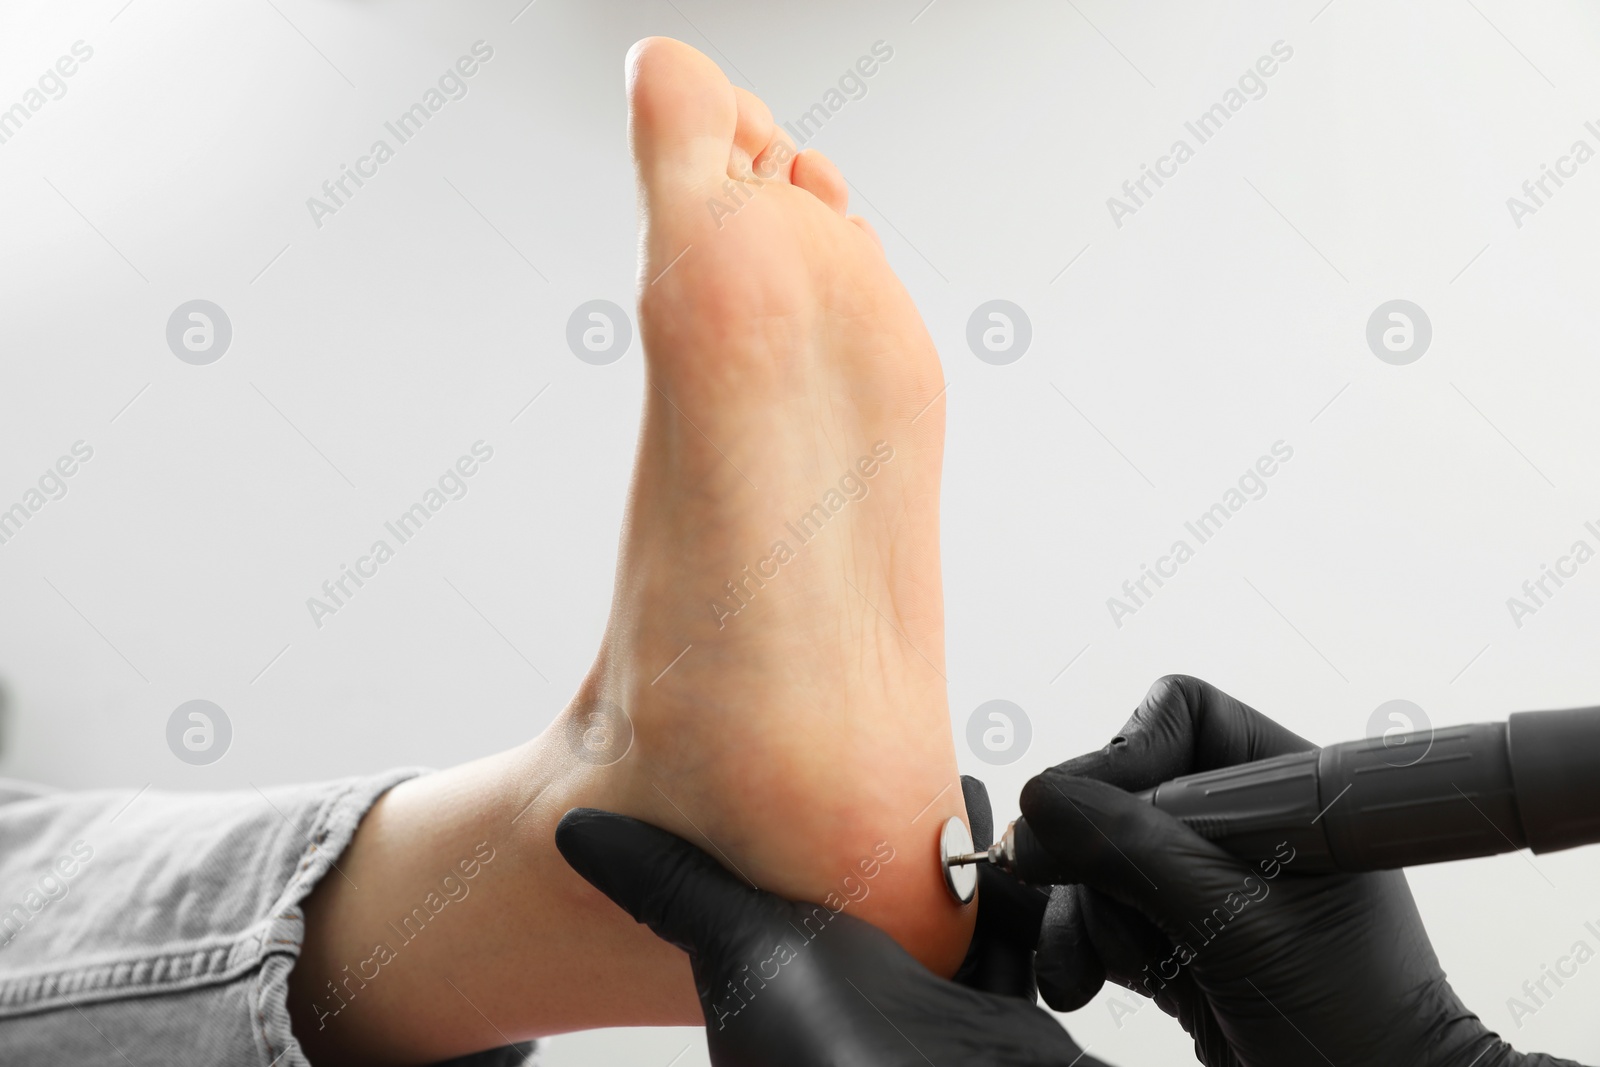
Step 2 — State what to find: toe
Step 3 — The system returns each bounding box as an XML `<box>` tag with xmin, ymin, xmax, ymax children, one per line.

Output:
<box><xmin>730</xmin><ymin>87</ymin><xmax>776</xmax><ymax>178</ymax></box>
<box><xmin>849</xmin><ymin>214</ymin><xmax>884</xmax><ymax>251</ymax></box>
<box><xmin>626</xmin><ymin>37</ymin><xmax>737</xmax><ymax>189</ymax></box>
<box><xmin>792</xmin><ymin>149</ymin><xmax>848</xmax><ymax>215</ymax></box>
<box><xmin>751</xmin><ymin>132</ymin><xmax>797</xmax><ymax>185</ymax></box>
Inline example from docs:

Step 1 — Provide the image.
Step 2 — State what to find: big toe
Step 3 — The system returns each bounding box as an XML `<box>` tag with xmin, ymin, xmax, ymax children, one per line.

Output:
<box><xmin>626</xmin><ymin>37</ymin><xmax>736</xmax><ymax>190</ymax></box>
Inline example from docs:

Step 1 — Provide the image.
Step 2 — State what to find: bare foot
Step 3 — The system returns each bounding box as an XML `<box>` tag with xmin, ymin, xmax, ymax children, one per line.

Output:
<box><xmin>287</xmin><ymin>39</ymin><xmax>968</xmax><ymax>1065</ymax></box>
<box><xmin>566</xmin><ymin>36</ymin><xmax>970</xmax><ymax>974</ymax></box>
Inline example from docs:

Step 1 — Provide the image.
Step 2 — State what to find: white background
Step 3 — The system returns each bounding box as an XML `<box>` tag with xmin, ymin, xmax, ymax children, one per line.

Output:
<box><xmin>3</xmin><ymin>0</ymin><xmax>1599</xmax><ymax>1063</ymax></box>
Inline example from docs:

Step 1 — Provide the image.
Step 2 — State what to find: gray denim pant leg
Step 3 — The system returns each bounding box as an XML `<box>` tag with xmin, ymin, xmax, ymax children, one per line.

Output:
<box><xmin>0</xmin><ymin>771</ymin><xmax>536</xmax><ymax>1066</ymax></box>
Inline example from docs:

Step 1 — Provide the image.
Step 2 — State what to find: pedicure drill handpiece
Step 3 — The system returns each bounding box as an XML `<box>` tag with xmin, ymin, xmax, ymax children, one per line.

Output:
<box><xmin>942</xmin><ymin>705</ymin><xmax>1600</xmax><ymax>895</ymax></box>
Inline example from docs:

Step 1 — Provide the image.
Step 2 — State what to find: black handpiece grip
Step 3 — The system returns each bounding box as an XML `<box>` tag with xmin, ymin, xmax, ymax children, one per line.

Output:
<box><xmin>1132</xmin><ymin>724</ymin><xmax>1526</xmax><ymax>873</ymax></box>
<box><xmin>1132</xmin><ymin>707</ymin><xmax>1600</xmax><ymax>873</ymax></box>
<box><xmin>1137</xmin><ymin>749</ymin><xmax>1334</xmax><ymax>870</ymax></box>
<box><xmin>1009</xmin><ymin>707</ymin><xmax>1600</xmax><ymax>880</ymax></box>
<box><xmin>1318</xmin><ymin>722</ymin><xmax>1522</xmax><ymax>871</ymax></box>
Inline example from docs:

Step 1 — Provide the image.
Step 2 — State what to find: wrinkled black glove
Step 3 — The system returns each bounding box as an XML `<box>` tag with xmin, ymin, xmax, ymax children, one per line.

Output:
<box><xmin>1022</xmin><ymin>674</ymin><xmax>1584</xmax><ymax>1067</ymax></box>
<box><xmin>952</xmin><ymin>775</ymin><xmax>1053</xmax><ymax>1002</ymax></box>
<box><xmin>556</xmin><ymin>801</ymin><xmax>1104</xmax><ymax>1067</ymax></box>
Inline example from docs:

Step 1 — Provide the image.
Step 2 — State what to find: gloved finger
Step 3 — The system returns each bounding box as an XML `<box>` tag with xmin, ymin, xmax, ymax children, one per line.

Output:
<box><xmin>1037</xmin><ymin>886</ymin><xmax>1238</xmax><ymax>1063</ymax></box>
<box><xmin>954</xmin><ymin>775</ymin><xmax>1049</xmax><ymax>997</ymax></box>
<box><xmin>1054</xmin><ymin>675</ymin><xmax>1315</xmax><ymax>792</ymax></box>
<box><xmin>953</xmin><ymin>861</ymin><xmax>1050</xmax><ymax>998</ymax></box>
<box><xmin>555</xmin><ymin>808</ymin><xmax>774</xmax><ymax>957</ymax></box>
<box><xmin>1034</xmin><ymin>885</ymin><xmax>1104</xmax><ymax>1011</ymax></box>
<box><xmin>960</xmin><ymin>774</ymin><xmax>993</xmax><ymax>849</ymax></box>
<box><xmin>960</xmin><ymin>772</ymin><xmax>1049</xmax><ymax>945</ymax></box>
<box><xmin>1071</xmin><ymin>887</ymin><xmax>1237</xmax><ymax>1066</ymax></box>
<box><xmin>1018</xmin><ymin>773</ymin><xmax>1264</xmax><ymax>942</ymax></box>
<box><xmin>1037</xmin><ymin>885</ymin><xmax>1239</xmax><ymax>1032</ymax></box>
<box><xmin>956</xmin><ymin>775</ymin><xmax>1063</xmax><ymax>999</ymax></box>
<box><xmin>975</xmin><ymin>861</ymin><xmax>1049</xmax><ymax>946</ymax></box>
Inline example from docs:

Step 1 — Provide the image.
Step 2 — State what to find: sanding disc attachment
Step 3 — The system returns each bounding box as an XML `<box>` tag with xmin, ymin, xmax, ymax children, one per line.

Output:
<box><xmin>939</xmin><ymin>815</ymin><xmax>977</xmax><ymax>904</ymax></box>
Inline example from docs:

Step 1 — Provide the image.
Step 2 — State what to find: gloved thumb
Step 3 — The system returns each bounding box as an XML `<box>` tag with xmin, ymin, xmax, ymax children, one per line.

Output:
<box><xmin>1034</xmin><ymin>885</ymin><xmax>1103</xmax><ymax>1011</ymax></box>
<box><xmin>960</xmin><ymin>774</ymin><xmax>993</xmax><ymax>849</ymax></box>
<box><xmin>556</xmin><ymin>807</ymin><xmax>773</xmax><ymax>959</ymax></box>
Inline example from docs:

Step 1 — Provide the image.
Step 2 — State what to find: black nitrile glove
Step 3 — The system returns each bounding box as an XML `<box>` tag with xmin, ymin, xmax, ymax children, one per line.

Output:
<box><xmin>556</xmin><ymin>806</ymin><xmax>1106</xmax><ymax>1067</ymax></box>
<box><xmin>952</xmin><ymin>775</ymin><xmax>1052</xmax><ymax>1002</ymax></box>
<box><xmin>1022</xmin><ymin>674</ymin><xmax>1585</xmax><ymax>1067</ymax></box>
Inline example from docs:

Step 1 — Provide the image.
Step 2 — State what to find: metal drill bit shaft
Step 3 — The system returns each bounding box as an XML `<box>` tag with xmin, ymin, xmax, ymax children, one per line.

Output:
<box><xmin>944</xmin><ymin>848</ymin><xmax>995</xmax><ymax>867</ymax></box>
<box><xmin>944</xmin><ymin>822</ymin><xmax>1018</xmax><ymax>874</ymax></box>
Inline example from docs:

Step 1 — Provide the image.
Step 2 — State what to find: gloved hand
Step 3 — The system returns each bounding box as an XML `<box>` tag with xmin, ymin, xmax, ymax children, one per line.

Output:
<box><xmin>1021</xmin><ymin>674</ymin><xmax>1584</xmax><ymax>1067</ymax></box>
<box><xmin>556</xmin><ymin>795</ymin><xmax>1107</xmax><ymax>1067</ymax></box>
<box><xmin>951</xmin><ymin>775</ymin><xmax>1052</xmax><ymax>1002</ymax></box>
